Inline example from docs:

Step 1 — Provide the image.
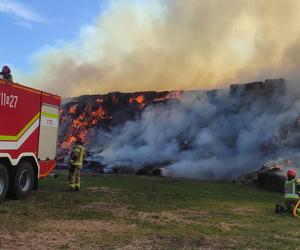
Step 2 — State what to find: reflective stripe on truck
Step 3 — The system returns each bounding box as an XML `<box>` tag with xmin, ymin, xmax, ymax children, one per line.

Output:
<box><xmin>0</xmin><ymin>113</ymin><xmax>40</xmax><ymax>150</ymax></box>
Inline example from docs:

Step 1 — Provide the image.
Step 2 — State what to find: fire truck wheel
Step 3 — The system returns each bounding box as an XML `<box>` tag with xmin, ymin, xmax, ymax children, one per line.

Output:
<box><xmin>0</xmin><ymin>163</ymin><xmax>9</xmax><ymax>202</ymax></box>
<box><xmin>10</xmin><ymin>161</ymin><xmax>34</xmax><ymax>199</ymax></box>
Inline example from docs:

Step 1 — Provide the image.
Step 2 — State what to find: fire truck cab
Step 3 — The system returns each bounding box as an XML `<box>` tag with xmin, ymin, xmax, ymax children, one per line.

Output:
<box><xmin>0</xmin><ymin>79</ymin><xmax>61</xmax><ymax>201</ymax></box>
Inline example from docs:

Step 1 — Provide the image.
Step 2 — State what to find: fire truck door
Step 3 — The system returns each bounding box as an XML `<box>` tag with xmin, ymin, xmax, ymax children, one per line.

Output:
<box><xmin>38</xmin><ymin>105</ymin><xmax>59</xmax><ymax>160</ymax></box>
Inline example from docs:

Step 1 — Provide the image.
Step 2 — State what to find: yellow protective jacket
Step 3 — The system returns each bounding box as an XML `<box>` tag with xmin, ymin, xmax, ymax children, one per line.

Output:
<box><xmin>284</xmin><ymin>178</ymin><xmax>300</xmax><ymax>200</ymax></box>
<box><xmin>69</xmin><ymin>144</ymin><xmax>85</xmax><ymax>168</ymax></box>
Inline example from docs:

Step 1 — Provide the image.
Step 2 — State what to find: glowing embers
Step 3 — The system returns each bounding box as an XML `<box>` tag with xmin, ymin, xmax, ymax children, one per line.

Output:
<box><xmin>68</xmin><ymin>104</ymin><xmax>77</xmax><ymax>114</ymax></box>
<box><xmin>129</xmin><ymin>94</ymin><xmax>146</xmax><ymax>109</ymax></box>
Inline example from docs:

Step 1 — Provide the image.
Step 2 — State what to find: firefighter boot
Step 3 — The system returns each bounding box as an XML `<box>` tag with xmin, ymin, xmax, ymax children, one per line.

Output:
<box><xmin>68</xmin><ymin>183</ymin><xmax>76</xmax><ymax>192</ymax></box>
<box><xmin>75</xmin><ymin>183</ymin><xmax>80</xmax><ymax>191</ymax></box>
<box><xmin>275</xmin><ymin>204</ymin><xmax>287</xmax><ymax>213</ymax></box>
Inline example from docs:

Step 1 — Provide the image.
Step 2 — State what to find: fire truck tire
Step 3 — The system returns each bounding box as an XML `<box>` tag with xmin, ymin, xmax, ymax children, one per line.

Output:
<box><xmin>0</xmin><ymin>163</ymin><xmax>9</xmax><ymax>202</ymax></box>
<box><xmin>9</xmin><ymin>161</ymin><xmax>34</xmax><ymax>199</ymax></box>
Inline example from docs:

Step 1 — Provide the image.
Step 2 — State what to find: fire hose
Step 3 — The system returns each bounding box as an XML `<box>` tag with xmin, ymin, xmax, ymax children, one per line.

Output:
<box><xmin>292</xmin><ymin>199</ymin><xmax>300</xmax><ymax>217</ymax></box>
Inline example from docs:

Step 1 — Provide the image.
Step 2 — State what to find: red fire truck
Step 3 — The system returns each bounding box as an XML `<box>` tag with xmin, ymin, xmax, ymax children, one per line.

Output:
<box><xmin>0</xmin><ymin>78</ymin><xmax>61</xmax><ymax>201</ymax></box>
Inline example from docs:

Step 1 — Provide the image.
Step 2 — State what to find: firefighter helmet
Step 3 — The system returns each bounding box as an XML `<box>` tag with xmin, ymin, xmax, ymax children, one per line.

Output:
<box><xmin>287</xmin><ymin>169</ymin><xmax>297</xmax><ymax>177</ymax></box>
<box><xmin>2</xmin><ymin>65</ymin><xmax>11</xmax><ymax>74</ymax></box>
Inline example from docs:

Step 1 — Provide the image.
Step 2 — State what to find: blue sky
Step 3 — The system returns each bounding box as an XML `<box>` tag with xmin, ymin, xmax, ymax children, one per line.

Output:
<box><xmin>0</xmin><ymin>0</ymin><xmax>108</xmax><ymax>72</ymax></box>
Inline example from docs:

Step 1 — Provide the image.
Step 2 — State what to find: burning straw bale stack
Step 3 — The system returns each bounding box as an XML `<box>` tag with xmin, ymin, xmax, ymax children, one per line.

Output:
<box><xmin>57</xmin><ymin>78</ymin><xmax>297</xmax><ymax>188</ymax></box>
<box><xmin>57</xmin><ymin>90</ymin><xmax>183</xmax><ymax>162</ymax></box>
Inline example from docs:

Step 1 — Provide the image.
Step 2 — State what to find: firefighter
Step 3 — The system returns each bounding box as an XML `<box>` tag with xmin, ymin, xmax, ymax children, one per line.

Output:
<box><xmin>284</xmin><ymin>169</ymin><xmax>300</xmax><ymax>211</ymax></box>
<box><xmin>68</xmin><ymin>139</ymin><xmax>85</xmax><ymax>191</ymax></box>
<box><xmin>0</xmin><ymin>65</ymin><xmax>13</xmax><ymax>82</ymax></box>
<box><xmin>276</xmin><ymin>169</ymin><xmax>300</xmax><ymax>213</ymax></box>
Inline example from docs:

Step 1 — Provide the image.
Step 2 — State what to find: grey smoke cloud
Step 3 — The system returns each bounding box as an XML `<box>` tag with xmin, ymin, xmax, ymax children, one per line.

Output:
<box><xmin>96</xmin><ymin>87</ymin><xmax>300</xmax><ymax>179</ymax></box>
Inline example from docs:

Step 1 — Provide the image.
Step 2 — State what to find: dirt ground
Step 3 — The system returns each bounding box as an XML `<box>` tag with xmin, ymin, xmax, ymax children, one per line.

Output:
<box><xmin>0</xmin><ymin>201</ymin><xmax>239</xmax><ymax>249</ymax></box>
<box><xmin>0</xmin><ymin>174</ymin><xmax>292</xmax><ymax>249</ymax></box>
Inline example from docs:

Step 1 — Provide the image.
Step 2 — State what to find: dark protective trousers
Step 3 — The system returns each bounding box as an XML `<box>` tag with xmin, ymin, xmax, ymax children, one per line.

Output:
<box><xmin>69</xmin><ymin>166</ymin><xmax>81</xmax><ymax>189</ymax></box>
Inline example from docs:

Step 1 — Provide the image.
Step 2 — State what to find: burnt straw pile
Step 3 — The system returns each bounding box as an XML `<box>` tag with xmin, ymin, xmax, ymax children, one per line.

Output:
<box><xmin>58</xmin><ymin>78</ymin><xmax>300</xmax><ymax>191</ymax></box>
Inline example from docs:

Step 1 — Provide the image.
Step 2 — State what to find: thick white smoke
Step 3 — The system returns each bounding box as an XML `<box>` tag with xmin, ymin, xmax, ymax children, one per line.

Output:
<box><xmin>95</xmin><ymin>83</ymin><xmax>300</xmax><ymax>179</ymax></box>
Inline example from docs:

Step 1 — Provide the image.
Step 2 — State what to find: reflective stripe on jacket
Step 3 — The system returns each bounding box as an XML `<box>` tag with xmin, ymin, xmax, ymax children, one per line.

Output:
<box><xmin>284</xmin><ymin>178</ymin><xmax>300</xmax><ymax>200</ymax></box>
<box><xmin>70</xmin><ymin>145</ymin><xmax>85</xmax><ymax>168</ymax></box>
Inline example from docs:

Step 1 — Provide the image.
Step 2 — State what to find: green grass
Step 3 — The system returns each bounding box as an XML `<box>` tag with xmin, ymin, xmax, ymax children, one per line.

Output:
<box><xmin>0</xmin><ymin>170</ymin><xmax>299</xmax><ymax>249</ymax></box>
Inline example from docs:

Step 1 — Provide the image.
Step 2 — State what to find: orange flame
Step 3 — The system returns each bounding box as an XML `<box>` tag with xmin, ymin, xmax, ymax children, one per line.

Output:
<box><xmin>77</xmin><ymin>130</ymin><xmax>87</xmax><ymax>142</ymax></box>
<box><xmin>61</xmin><ymin>91</ymin><xmax>184</xmax><ymax>152</ymax></box>
<box><xmin>68</xmin><ymin>104</ymin><xmax>77</xmax><ymax>114</ymax></box>
<box><xmin>91</xmin><ymin>106</ymin><xmax>108</xmax><ymax>119</ymax></box>
<box><xmin>136</xmin><ymin>95</ymin><xmax>145</xmax><ymax>104</ymax></box>
<box><xmin>61</xmin><ymin>136</ymin><xmax>77</xmax><ymax>149</ymax></box>
<box><xmin>130</xmin><ymin>94</ymin><xmax>146</xmax><ymax>109</ymax></box>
